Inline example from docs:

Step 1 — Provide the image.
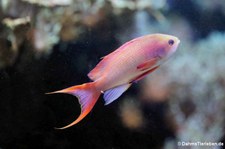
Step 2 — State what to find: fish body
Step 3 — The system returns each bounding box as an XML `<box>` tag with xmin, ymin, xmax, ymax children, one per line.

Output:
<box><xmin>48</xmin><ymin>33</ymin><xmax>180</xmax><ymax>129</ymax></box>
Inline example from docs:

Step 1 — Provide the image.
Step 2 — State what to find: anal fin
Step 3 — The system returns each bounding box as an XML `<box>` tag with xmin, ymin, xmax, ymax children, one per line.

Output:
<box><xmin>104</xmin><ymin>83</ymin><xmax>131</xmax><ymax>105</ymax></box>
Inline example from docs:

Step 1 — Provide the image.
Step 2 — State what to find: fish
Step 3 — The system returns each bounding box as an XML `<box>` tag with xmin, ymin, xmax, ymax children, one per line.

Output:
<box><xmin>47</xmin><ymin>33</ymin><xmax>180</xmax><ymax>129</ymax></box>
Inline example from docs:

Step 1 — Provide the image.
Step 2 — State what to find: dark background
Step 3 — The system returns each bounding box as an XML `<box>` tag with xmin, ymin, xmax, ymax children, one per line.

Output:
<box><xmin>0</xmin><ymin>0</ymin><xmax>225</xmax><ymax>148</ymax></box>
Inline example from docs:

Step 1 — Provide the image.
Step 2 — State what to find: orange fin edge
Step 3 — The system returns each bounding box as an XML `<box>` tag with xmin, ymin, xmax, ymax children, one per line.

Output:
<box><xmin>46</xmin><ymin>83</ymin><xmax>101</xmax><ymax>129</ymax></box>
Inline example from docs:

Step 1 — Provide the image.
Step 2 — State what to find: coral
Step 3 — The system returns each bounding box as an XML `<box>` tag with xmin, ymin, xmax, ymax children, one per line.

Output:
<box><xmin>150</xmin><ymin>32</ymin><xmax>225</xmax><ymax>148</ymax></box>
<box><xmin>194</xmin><ymin>0</ymin><xmax>225</xmax><ymax>13</ymax></box>
<box><xmin>0</xmin><ymin>0</ymin><xmax>225</xmax><ymax>148</ymax></box>
<box><xmin>21</xmin><ymin>0</ymin><xmax>72</xmax><ymax>7</ymax></box>
<box><xmin>119</xmin><ymin>98</ymin><xmax>145</xmax><ymax>129</ymax></box>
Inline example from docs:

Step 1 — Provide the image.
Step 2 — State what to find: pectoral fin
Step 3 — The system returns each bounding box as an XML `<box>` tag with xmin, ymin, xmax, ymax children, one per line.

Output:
<box><xmin>137</xmin><ymin>57</ymin><xmax>159</xmax><ymax>71</ymax></box>
<box><xmin>132</xmin><ymin>66</ymin><xmax>159</xmax><ymax>83</ymax></box>
<box><xmin>103</xmin><ymin>83</ymin><xmax>131</xmax><ymax>105</ymax></box>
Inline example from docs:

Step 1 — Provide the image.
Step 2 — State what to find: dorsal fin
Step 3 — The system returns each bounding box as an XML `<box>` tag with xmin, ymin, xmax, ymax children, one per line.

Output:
<box><xmin>103</xmin><ymin>37</ymin><xmax>141</xmax><ymax>59</ymax></box>
<box><xmin>88</xmin><ymin>58</ymin><xmax>108</xmax><ymax>81</ymax></box>
<box><xmin>88</xmin><ymin>37</ymin><xmax>142</xmax><ymax>81</ymax></box>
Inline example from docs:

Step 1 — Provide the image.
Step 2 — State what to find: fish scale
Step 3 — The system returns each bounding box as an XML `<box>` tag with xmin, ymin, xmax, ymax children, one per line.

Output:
<box><xmin>47</xmin><ymin>33</ymin><xmax>180</xmax><ymax>129</ymax></box>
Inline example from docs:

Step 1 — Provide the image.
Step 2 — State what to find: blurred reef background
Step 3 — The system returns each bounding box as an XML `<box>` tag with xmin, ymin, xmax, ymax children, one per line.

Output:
<box><xmin>0</xmin><ymin>0</ymin><xmax>225</xmax><ymax>149</ymax></box>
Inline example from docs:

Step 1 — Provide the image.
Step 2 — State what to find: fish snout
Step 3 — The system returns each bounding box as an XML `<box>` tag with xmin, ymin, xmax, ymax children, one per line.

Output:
<box><xmin>168</xmin><ymin>36</ymin><xmax>180</xmax><ymax>47</ymax></box>
<box><xmin>167</xmin><ymin>36</ymin><xmax>180</xmax><ymax>56</ymax></box>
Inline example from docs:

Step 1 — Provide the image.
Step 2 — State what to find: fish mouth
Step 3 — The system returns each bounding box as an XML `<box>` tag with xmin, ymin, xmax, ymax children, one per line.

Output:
<box><xmin>165</xmin><ymin>38</ymin><xmax>180</xmax><ymax>59</ymax></box>
<box><xmin>173</xmin><ymin>38</ymin><xmax>180</xmax><ymax>50</ymax></box>
<box><xmin>175</xmin><ymin>39</ymin><xmax>180</xmax><ymax>51</ymax></box>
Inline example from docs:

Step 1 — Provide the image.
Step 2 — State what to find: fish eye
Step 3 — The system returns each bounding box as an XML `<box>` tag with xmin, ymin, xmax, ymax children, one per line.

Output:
<box><xmin>168</xmin><ymin>39</ymin><xmax>174</xmax><ymax>46</ymax></box>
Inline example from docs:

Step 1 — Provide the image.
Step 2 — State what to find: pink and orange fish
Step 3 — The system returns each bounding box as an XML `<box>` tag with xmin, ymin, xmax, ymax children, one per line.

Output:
<box><xmin>47</xmin><ymin>33</ymin><xmax>180</xmax><ymax>129</ymax></box>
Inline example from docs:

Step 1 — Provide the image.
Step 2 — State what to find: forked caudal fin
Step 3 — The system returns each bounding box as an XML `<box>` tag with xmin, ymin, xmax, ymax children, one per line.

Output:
<box><xmin>46</xmin><ymin>82</ymin><xmax>100</xmax><ymax>129</ymax></box>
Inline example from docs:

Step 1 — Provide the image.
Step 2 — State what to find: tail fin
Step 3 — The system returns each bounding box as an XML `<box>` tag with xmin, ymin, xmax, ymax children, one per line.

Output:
<box><xmin>47</xmin><ymin>82</ymin><xmax>100</xmax><ymax>129</ymax></box>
